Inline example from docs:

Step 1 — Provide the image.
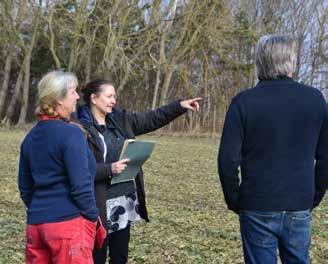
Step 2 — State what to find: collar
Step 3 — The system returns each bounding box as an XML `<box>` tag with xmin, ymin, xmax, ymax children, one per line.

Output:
<box><xmin>257</xmin><ymin>76</ymin><xmax>294</xmax><ymax>86</ymax></box>
<box><xmin>39</xmin><ymin>115</ymin><xmax>68</xmax><ymax>122</ymax></box>
<box><xmin>78</xmin><ymin>105</ymin><xmax>117</xmax><ymax>132</ymax></box>
<box><xmin>258</xmin><ymin>75</ymin><xmax>293</xmax><ymax>81</ymax></box>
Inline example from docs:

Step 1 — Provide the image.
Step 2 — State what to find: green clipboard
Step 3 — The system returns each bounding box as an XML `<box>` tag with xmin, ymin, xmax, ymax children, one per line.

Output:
<box><xmin>111</xmin><ymin>139</ymin><xmax>156</xmax><ymax>185</ymax></box>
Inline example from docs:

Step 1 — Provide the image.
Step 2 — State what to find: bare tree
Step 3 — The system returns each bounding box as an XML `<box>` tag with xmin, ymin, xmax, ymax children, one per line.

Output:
<box><xmin>0</xmin><ymin>0</ymin><xmax>25</xmax><ymax>117</ymax></box>
<box><xmin>1</xmin><ymin>67</ymin><xmax>23</xmax><ymax>126</ymax></box>
<box><xmin>16</xmin><ymin>2</ymin><xmax>41</xmax><ymax>126</ymax></box>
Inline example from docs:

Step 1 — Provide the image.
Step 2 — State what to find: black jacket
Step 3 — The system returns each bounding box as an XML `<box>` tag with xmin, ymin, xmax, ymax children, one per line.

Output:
<box><xmin>78</xmin><ymin>100</ymin><xmax>187</xmax><ymax>223</ymax></box>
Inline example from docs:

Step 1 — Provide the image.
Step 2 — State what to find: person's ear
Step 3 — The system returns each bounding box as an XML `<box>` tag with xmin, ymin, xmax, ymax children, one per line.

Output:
<box><xmin>91</xmin><ymin>93</ymin><xmax>97</xmax><ymax>105</ymax></box>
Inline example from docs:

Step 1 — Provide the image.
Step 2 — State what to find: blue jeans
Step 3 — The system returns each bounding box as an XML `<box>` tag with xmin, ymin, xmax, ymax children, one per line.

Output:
<box><xmin>239</xmin><ymin>210</ymin><xmax>311</xmax><ymax>264</ymax></box>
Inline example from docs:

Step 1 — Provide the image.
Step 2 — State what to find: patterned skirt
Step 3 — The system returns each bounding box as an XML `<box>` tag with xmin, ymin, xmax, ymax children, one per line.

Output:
<box><xmin>106</xmin><ymin>192</ymin><xmax>141</xmax><ymax>233</ymax></box>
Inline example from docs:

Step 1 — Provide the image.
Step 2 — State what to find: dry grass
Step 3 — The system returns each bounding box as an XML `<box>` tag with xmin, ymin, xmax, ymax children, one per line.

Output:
<box><xmin>0</xmin><ymin>131</ymin><xmax>327</xmax><ymax>263</ymax></box>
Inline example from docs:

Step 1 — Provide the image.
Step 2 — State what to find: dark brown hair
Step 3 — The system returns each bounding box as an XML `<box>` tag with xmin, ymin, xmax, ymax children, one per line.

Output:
<box><xmin>80</xmin><ymin>79</ymin><xmax>114</xmax><ymax>106</ymax></box>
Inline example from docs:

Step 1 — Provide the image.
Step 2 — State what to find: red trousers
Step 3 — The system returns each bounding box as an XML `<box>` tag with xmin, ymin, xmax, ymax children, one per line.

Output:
<box><xmin>25</xmin><ymin>216</ymin><xmax>96</xmax><ymax>264</ymax></box>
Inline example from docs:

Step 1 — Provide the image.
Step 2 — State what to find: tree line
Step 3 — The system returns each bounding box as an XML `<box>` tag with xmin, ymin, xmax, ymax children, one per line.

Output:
<box><xmin>0</xmin><ymin>0</ymin><xmax>326</xmax><ymax>133</ymax></box>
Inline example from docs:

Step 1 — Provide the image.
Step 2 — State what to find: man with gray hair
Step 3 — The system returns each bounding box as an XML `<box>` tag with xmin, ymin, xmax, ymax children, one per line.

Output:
<box><xmin>218</xmin><ymin>35</ymin><xmax>327</xmax><ymax>263</ymax></box>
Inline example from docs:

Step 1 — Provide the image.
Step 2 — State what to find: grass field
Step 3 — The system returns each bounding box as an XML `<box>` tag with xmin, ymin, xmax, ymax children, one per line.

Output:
<box><xmin>0</xmin><ymin>129</ymin><xmax>327</xmax><ymax>263</ymax></box>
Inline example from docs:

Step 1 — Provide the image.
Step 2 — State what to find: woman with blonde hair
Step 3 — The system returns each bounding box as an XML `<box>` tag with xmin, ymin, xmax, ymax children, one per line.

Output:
<box><xmin>18</xmin><ymin>71</ymin><xmax>99</xmax><ymax>263</ymax></box>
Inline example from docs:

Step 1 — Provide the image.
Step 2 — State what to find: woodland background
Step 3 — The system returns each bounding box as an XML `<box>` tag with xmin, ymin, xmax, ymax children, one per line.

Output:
<box><xmin>0</xmin><ymin>1</ymin><xmax>327</xmax><ymax>263</ymax></box>
<box><xmin>0</xmin><ymin>0</ymin><xmax>327</xmax><ymax>133</ymax></box>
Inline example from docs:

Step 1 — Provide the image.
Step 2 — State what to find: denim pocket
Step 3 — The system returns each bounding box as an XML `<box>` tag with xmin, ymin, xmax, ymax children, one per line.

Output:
<box><xmin>240</xmin><ymin>211</ymin><xmax>278</xmax><ymax>247</ymax></box>
<box><xmin>289</xmin><ymin>211</ymin><xmax>312</xmax><ymax>249</ymax></box>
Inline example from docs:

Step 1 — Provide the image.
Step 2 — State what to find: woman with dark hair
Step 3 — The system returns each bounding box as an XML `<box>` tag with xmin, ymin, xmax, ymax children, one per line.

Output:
<box><xmin>18</xmin><ymin>71</ymin><xmax>99</xmax><ymax>264</ymax></box>
<box><xmin>77</xmin><ymin>80</ymin><xmax>201</xmax><ymax>264</ymax></box>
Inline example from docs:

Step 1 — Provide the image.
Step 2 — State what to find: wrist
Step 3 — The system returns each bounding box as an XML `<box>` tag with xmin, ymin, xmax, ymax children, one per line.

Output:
<box><xmin>108</xmin><ymin>163</ymin><xmax>113</xmax><ymax>178</ymax></box>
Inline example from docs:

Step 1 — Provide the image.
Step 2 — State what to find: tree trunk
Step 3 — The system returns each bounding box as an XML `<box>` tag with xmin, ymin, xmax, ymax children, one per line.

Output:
<box><xmin>16</xmin><ymin>55</ymin><xmax>32</xmax><ymax>126</ymax></box>
<box><xmin>188</xmin><ymin>111</ymin><xmax>193</xmax><ymax>131</ymax></box>
<box><xmin>151</xmin><ymin>30</ymin><xmax>167</xmax><ymax>110</ymax></box>
<box><xmin>212</xmin><ymin>108</ymin><xmax>217</xmax><ymax>138</ymax></box>
<box><xmin>68</xmin><ymin>0</ymin><xmax>88</xmax><ymax>72</ymax></box>
<box><xmin>85</xmin><ymin>46</ymin><xmax>92</xmax><ymax>83</ymax></box>
<box><xmin>293</xmin><ymin>36</ymin><xmax>303</xmax><ymax>80</ymax></box>
<box><xmin>202</xmin><ymin>63</ymin><xmax>209</xmax><ymax>128</ymax></box>
<box><xmin>150</xmin><ymin>0</ymin><xmax>178</xmax><ymax>110</ymax></box>
<box><xmin>151</xmin><ymin>67</ymin><xmax>161</xmax><ymax>110</ymax></box>
<box><xmin>0</xmin><ymin>47</ymin><xmax>14</xmax><ymax>117</ymax></box>
<box><xmin>16</xmin><ymin>11</ymin><xmax>40</xmax><ymax>126</ymax></box>
<box><xmin>1</xmin><ymin>68</ymin><xmax>23</xmax><ymax>126</ymax></box>
<box><xmin>310</xmin><ymin>9</ymin><xmax>325</xmax><ymax>86</ymax></box>
<box><xmin>116</xmin><ymin>67</ymin><xmax>130</xmax><ymax>98</ymax></box>
<box><xmin>48</xmin><ymin>10</ymin><xmax>61</xmax><ymax>69</ymax></box>
<box><xmin>144</xmin><ymin>70</ymin><xmax>151</xmax><ymax>108</ymax></box>
<box><xmin>68</xmin><ymin>39</ymin><xmax>77</xmax><ymax>72</ymax></box>
<box><xmin>159</xmin><ymin>66</ymin><xmax>175</xmax><ymax>106</ymax></box>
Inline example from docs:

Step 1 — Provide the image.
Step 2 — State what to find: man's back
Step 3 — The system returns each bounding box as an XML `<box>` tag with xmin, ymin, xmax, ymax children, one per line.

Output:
<box><xmin>218</xmin><ymin>77</ymin><xmax>328</xmax><ymax>212</ymax></box>
<box><xmin>218</xmin><ymin>34</ymin><xmax>328</xmax><ymax>264</ymax></box>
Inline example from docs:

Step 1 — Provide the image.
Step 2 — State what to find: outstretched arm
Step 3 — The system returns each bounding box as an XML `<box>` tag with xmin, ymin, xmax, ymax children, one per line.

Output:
<box><xmin>127</xmin><ymin>98</ymin><xmax>202</xmax><ymax>136</ymax></box>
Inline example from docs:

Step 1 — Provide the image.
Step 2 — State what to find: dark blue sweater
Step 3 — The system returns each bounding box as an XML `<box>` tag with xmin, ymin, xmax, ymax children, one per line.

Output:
<box><xmin>18</xmin><ymin>120</ymin><xmax>99</xmax><ymax>224</ymax></box>
<box><xmin>218</xmin><ymin>77</ymin><xmax>328</xmax><ymax>213</ymax></box>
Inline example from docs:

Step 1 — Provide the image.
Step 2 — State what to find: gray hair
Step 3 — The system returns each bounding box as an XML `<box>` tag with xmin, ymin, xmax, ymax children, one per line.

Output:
<box><xmin>36</xmin><ymin>71</ymin><xmax>78</xmax><ymax>117</ymax></box>
<box><xmin>255</xmin><ymin>35</ymin><xmax>296</xmax><ymax>80</ymax></box>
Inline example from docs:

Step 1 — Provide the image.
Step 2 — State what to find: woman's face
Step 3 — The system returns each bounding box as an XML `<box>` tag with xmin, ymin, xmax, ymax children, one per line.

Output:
<box><xmin>91</xmin><ymin>84</ymin><xmax>116</xmax><ymax>114</ymax></box>
<box><xmin>58</xmin><ymin>83</ymin><xmax>80</xmax><ymax>118</ymax></box>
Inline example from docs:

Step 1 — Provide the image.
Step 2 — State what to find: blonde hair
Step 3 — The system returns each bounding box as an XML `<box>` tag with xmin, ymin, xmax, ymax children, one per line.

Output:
<box><xmin>35</xmin><ymin>71</ymin><xmax>78</xmax><ymax>117</ymax></box>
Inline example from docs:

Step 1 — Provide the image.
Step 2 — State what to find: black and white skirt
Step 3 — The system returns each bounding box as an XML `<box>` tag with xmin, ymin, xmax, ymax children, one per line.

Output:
<box><xmin>106</xmin><ymin>192</ymin><xmax>141</xmax><ymax>233</ymax></box>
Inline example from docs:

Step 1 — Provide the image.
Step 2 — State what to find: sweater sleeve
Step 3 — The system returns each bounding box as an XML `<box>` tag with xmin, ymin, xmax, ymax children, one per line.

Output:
<box><xmin>126</xmin><ymin>100</ymin><xmax>187</xmax><ymax>136</ymax></box>
<box><xmin>314</xmin><ymin>101</ymin><xmax>328</xmax><ymax>208</ymax></box>
<box><xmin>18</xmin><ymin>143</ymin><xmax>34</xmax><ymax>208</ymax></box>
<box><xmin>63</xmin><ymin>128</ymin><xmax>99</xmax><ymax>221</ymax></box>
<box><xmin>218</xmin><ymin>97</ymin><xmax>244</xmax><ymax>213</ymax></box>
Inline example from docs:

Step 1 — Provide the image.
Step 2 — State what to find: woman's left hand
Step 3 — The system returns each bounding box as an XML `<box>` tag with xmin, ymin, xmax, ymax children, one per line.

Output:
<box><xmin>180</xmin><ymin>98</ymin><xmax>202</xmax><ymax>112</ymax></box>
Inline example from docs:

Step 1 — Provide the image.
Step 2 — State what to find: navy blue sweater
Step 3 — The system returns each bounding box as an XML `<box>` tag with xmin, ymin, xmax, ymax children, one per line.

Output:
<box><xmin>18</xmin><ymin>120</ymin><xmax>99</xmax><ymax>224</ymax></box>
<box><xmin>218</xmin><ymin>77</ymin><xmax>328</xmax><ymax>213</ymax></box>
